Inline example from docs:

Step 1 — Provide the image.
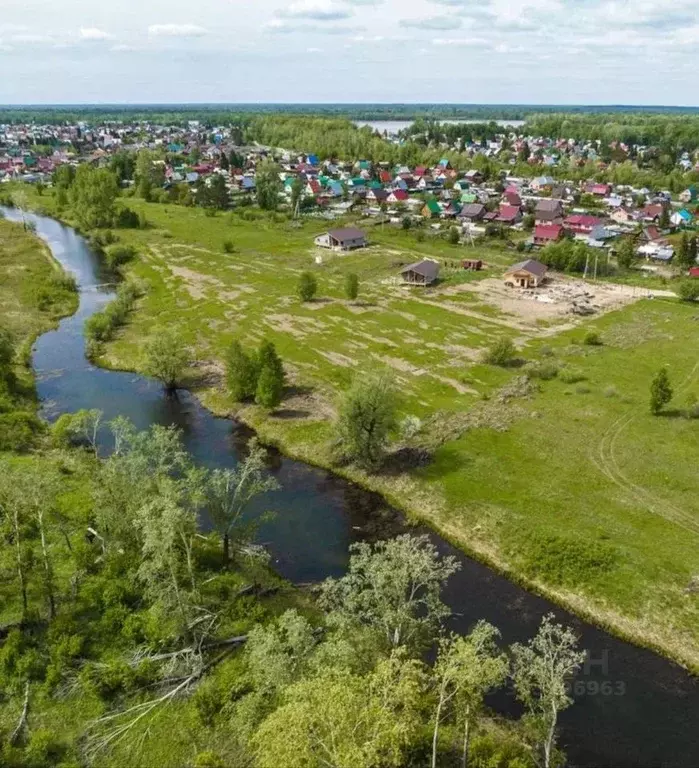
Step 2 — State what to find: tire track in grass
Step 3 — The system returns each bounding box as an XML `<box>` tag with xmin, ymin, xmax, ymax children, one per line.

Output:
<box><xmin>590</xmin><ymin>360</ymin><xmax>699</xmax><ymax>536</ymax></box>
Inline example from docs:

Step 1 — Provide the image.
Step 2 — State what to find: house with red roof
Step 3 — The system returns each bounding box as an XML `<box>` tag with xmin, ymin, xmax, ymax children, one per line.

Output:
<box><xmin>585</xmin><ymin>182</ymin><xmax>611</xmax><ymax>196</ymax></box>
<box><xmin>533</xmin><ymin>224</ymin><xmax>564</xmax><ymax>246</ymax></box>
<box><xmin>502</xmin><ymin>189</ymin><xmax>522</xmax><ymax>208</ymax></box>
<box><xmin>387</xmin><ymin>189</ymin><xmax>409</xmax><ymax>204</ymax></box>
<box><xmin>564</xmin><ymin>214</ymin><xmax>603</xmax><ymax>235</ymax></box>
<box><xmin>496</xmin><ymin>205</ymin><xmax>522</xmax><ymax>225</ymax></box>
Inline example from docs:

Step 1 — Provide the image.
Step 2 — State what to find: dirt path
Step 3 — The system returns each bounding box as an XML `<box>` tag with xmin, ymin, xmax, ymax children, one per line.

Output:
<box><xmin>590</xmin><ymin>361</ymin><xmax>699</xmax><ymax>536</ymax></box>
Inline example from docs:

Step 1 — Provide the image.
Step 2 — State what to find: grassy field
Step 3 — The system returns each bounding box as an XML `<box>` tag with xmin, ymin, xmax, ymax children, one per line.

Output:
<box><xmin>14</xmin><ymin>192</ymin><xmax>699</xmax><ymax>670</ymax></box>
<box><xmin>0</xmin><ymin>215</ymin><xmax>78</xmax><ymax>365</ymax></box>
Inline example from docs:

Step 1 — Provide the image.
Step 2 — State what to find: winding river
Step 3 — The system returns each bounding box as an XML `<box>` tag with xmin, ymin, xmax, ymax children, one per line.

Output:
<box><xmin>4</xmin><ymin>207</ymin><xmax>698</xmax><ymax>768</ymax></box>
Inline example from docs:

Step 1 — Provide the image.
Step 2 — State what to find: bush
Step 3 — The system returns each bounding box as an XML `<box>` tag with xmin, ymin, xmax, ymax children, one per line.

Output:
<box><xmin>583</xmin><ymin>331</ymin><xmax>603</xmax><ymax>346</ymax></box>
<box><xmin>524</xmin><ymin>361</ymin><xmax>559</xmax><ymax>380</ymax></box>
<box><xmin>115</xmin><ymin>207</ymin><xmax>140</xmax><ymax>228</ymax></box>
<box><xmin>0</xmin><ymin>411</ymin><xmax>43</xmax><ymax>451</ymax></box>
<box><xmin>192</xmin><ymin>752</ymin><xmax>226</xmax><ymax>768</ymax></box>
<box><xmin>222</xmin><ymin>239</ymin><xmax>235</xmax><ymax>254</ymax></box>
<box><xmin>24</xmin><ymin>728</ymin><xmax>67</xmax><ymax>768</ymax></box>
<box><xmin>255</xmin><ymin>340</ymin><xmax>285</xmax><ymax>410</ymax></box>
<box><xmin>448</xmin><ymin>226</ymin><xmax>460</xmax><ymax>245</ymax></box>
<box><xmin>344</xmin><ymin>273</ymin><xmax>359</xmax><ymax>302</ymax></box>
<box><xmin>482</xmin><ymin>337</ymin><xmax>517</xmax><ymax>367</ymax></box>
<box><xmin>84</xmin><ymin>281</ymin><xmax>141</xmax><ymax>345</ymax></box>
<box><xmin>559</xmin><ymin>366</ymin><xmax>586</xmax><ymax>384</ymax></box>
<box><xmin>297</xmin><ymin>271</ymin><xmax>317</xmax><ymax>302</ymax></box>
<box><xmin>104</xmin><ymin>244</ymin><xmax>136</xmax><ymax>270</ymax></box>
<box><xmin>676</xmin><ymin>279</ymin><xmax>699</xmax><ymax>302</ymax></box>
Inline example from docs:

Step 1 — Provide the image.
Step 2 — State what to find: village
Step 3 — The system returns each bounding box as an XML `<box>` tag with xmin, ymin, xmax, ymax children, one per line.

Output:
<box><xmin>2</xmin><ymin>116</ymin><xmax>699</xmax><ymax>277</ymax></box>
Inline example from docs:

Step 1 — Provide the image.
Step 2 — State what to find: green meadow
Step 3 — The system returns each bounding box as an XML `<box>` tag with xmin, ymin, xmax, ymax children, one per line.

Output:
<box><xmin>15</xmin><ymin>195</ymin><xmax>699</xmax><ymax>670</ymax></box>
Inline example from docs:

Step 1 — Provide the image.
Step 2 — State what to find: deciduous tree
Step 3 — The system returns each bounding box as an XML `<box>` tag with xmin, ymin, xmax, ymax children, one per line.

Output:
<box><xmin>204</xmin><ymin>438</ymin><xmax>279</xmax><ymax>564</ymax></box>
<box><xmin>143</xmin><ymin>329</ymin><xmax>190</xmax><ymax>392</ymax></box>
<box><xmin>335</xmin><ymin>370</ymin><xmax>398</xmax><ymax>470</ymax></box>
<box><xmin>320</xmin><ymin>534</ymin><xmax>460</xmax><ymax>653</ymax></box>
<box><xmin>650</xmin><ymin>367</ymin><xmax>672</xmax><ymax>415</ymax></box>
<box><xmin>512</xmin><ymin>614</ymin><xmax>585</xmax><ymax>768</ymax></box>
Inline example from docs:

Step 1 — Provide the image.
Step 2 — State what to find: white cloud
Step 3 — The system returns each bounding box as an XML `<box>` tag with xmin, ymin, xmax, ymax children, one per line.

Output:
<box><xmin>11</xmin><ymin>33</ymin><xmax>53</xmax><ymax>44</ymax></box>
<box><xmin>432</xmin><ymin>36</ymin><xmax>488</xmax><ymax>46</ymax></box>
<box><xmin>111</xmin><ymin>44</ymin><xmax>134</xmax><ymax>52</ymax></box>
<box><xmin>147</xmin><ymin>24</ymin><xmax>208</xmax><ymax>38</ymax></box>
<box><xmin>400</xmin><ymin>16</ymin><xmax>461</xmax><ymax>30</ymax></box>
<box><xmin>279</xmin><ymin>0</ymin><xmax>352</xmax><ymax>21</ymax></box>
<box><xmin>306</xmin><ymin>46</ymin><xmax>324</xmax><ymax>52</ymax></box>
<box><xmin>80</xmin><ymin>27</ymin><xmax>112</xmax><ymax>41</ymax></box>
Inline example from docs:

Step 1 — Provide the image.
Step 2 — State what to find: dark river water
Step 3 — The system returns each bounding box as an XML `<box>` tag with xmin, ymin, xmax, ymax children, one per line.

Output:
<box><xmin>4</xmin><ymin>207</ymin><xmax>697</xmax><ymax>768</ymax></box>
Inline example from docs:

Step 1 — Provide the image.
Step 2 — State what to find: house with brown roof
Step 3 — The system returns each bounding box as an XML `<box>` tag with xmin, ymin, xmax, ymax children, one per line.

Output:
<box><xmin>503</xmin><ymin>259</ymin><xmax>548</xmax><ymax>288</ymax></box>
<box><xmin>458</xmin><ymin>203</ymin><xmax>486</xmax><ymax>224</ymax></box>
<box><xmin>400</xmin><ymin>259</ymin><xmax>440</xmax><ymax>286</ymax></box>
<box><xmin>314</xmin><ymin>227</ymin><xmax>368</xmax><ymax>251</ymax></box>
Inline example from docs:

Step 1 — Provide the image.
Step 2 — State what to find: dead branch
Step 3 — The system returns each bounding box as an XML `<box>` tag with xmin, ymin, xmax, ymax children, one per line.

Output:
<box><xmin>127</xmin><ymin>634</ymin><xmax>247</xmax><ymax>666</ymax></box>
<box><xmin>10</xmin><ymin>681</ymin><xmax>30</xmax><ymax>746</ymax></box>
<box><xmin>85</xmin><ymin>648</ymin><xmax>235</xmax><ymax>759</ymax></box>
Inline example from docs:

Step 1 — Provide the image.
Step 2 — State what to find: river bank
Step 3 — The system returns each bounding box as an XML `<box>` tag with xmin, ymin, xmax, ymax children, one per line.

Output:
<box><xmin>7</xmin><ymin>196</ymin><xmax>699</xmax><ymax>672</ymax></box>
<box><xmin>4</xmin><ymin>203</ymin><xmax>699</xmax><ymax>767</ymax></box>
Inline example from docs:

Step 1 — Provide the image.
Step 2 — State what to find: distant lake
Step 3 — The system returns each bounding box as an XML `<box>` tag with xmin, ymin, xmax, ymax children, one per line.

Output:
<box><xmin>354</xmin><ymin>119</ymin><xmax>525</xmax><ymax>134</ymax></box>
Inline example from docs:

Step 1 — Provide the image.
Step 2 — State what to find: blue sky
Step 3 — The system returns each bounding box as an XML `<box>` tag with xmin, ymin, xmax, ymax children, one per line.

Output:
<box><xmin>0</xmin><ymin>0</ymin><xmax>696</xmax><ymax>105</ymax></box>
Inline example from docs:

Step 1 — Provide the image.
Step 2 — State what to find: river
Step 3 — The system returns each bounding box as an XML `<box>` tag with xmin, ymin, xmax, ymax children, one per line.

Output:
<box><xmin>3</xmin><ymin>207</ymin><xmax>697</xmax><ymax>768</ymax></box>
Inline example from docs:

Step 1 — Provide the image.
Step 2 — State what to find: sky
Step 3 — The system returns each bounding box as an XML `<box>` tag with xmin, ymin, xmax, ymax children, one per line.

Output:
<box><xmin>0</xmin><ymin>0</ymin><xmax>697</xmax><ymax>106</ymax></box>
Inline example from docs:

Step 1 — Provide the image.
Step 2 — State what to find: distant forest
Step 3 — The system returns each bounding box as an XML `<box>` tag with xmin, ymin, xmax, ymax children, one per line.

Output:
<box><xmin>3</xmin><ymin>103</ymin><xmax>699</xmax><ymax>125</ymax></box>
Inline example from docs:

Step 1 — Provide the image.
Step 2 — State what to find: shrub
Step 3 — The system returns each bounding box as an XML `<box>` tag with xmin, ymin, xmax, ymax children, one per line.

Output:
<box><xmin>222</xmin><ymin>239</ymin><xmax>235</xmax><ymax>254</ymax></box>
<box><xmin>583</xmin><ymin>331</ymin><xmax>603</xmax><ymax>346</ymax></box>
<box><xmin>448</xmin><ymin>226</ymin><xmax>460</xmax><ymax>245</ymax></box>
<box><xmin>143</xmin><ymin>328</ymin><xmax>190</xmax><ymax>391</ymax></box>
<box><xmin>524</xmin><ymin>361</ymin><xmax>559</xmax><ymax>380</ymax></box>
<box><xmin>482</xmin><ymin>337</ymin><xmax>517</xmax><ymax>367</ymax></box>
<box><xmin>575</xmin><ymin>384</ymin><xmax>591</xmax><ymax>395</ymax></box>
<box><xmin>344</xmin><ymin>273</ymin><xmax>359</xmax><ymax>302</ymax></box>
<box><xmin>676</xmin><ymin>279</ymin><xmax>699</xmax><ymax>302</ymax></box>
<box><xmin>559</xmin><ymin>366</ymin><xmax>586</xmax><ymax>384</ymax></box>
<box><xmin>115</xmin><ymin>207</ymin><xmax>140</xmax><ymax>228</ymax></box>
<box><xmin>193</xmin><ymin>752</ymin><xmax>227</xmax><ymax>768</ymax></box>
<box><xmin>297</xmin><ymin>271</ymin><xmax>317</xmax><ymax>302</ymax></box>
<box><xmin>0</xmin><ymin>411</ymin><xmax>43</xmax><ymax>451</ymax></box>
<box><xmin>104</xmin><ymin>244</ymin><xmax>136</xmax><ymax>270</ymax></box>
<box><xmin>24</xmin><ymin>728</ymin><xmax>67</xmax><ymax>768</ymax></box>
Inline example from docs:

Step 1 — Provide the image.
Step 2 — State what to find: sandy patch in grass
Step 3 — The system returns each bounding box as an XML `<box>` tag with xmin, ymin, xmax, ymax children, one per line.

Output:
<box><xmin>318</xmin><ymin>350</ymin><xmax>358</xmax><ymax>367</ymax></box>
<box><xmin>428</xmin><ymin>373</ymin><xmax>478</xmax><ymax>395</ymax></box>
<box><xmin>378</xmin><ymin>355</ymin><xmax>426</xmax><ymax>375</ymax></box>
<box><xmin>168</xmin><ymin>265</ymin><xmax>224</xmax><ymax>300</ymax></box>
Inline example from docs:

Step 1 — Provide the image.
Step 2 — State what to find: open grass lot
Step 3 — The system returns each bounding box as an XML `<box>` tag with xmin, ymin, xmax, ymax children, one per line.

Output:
<box><xmin>18</xmin><ymin>195</ymin><xmax>699</xmax><ymax>669</ymax></box>
<box><xmin>0</xmin><ymin>216</ymin><xmax>78</xmax><ymax>362</ymax></box>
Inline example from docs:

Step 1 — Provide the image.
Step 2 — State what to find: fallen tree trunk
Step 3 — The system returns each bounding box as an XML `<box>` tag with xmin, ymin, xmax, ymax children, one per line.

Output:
<box><xmin>10</xmin><ymin>681</ymin><xmax>30</xmax><ymax>746</ymax></box>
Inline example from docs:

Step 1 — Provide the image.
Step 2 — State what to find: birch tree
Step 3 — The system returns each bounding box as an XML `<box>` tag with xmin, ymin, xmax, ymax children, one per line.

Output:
<box><xmin>511</xmin><ymin>614</ymin><xmax>585</xmax><ymax>768</ymax></box>
<box><xmin>252</xmin><ymin>652</ymin><xmax>426</xmax><ymax>768</ymax></box>
<box><xmin>431</xmin><ymin>622</ymin><xmax>508</xmax><ymax>768</ymax></box>
<box><xmin>204</xmin><ymin>438</ymin><xmax>279</xmax><ymax>564</ymax></box>
<box><xmin>319</xmin><ymin>534</ymin><xmax>460</xmax><ymax>653</ymax></box>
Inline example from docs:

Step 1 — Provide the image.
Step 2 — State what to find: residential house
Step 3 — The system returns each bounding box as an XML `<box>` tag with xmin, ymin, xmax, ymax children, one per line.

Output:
<box><xmin>531</xmin><ymin>175</ymin><xmax>555</xmax><ymax>192</ymax></box>
<box><xmin>464</xmin><ymin>169</ymin><xmax>483</xmax><ymax>184</ymax></box>
<box><xmin>641</xmin><ymin>204</ymin><xmax>665</xmax><ymax>223</ymax></box>
<box><xmin>585</xmin><ymin>182</ymin><xmax>611</xmax><ymax>197</ymax></box>
<box><xmin>422</xmin><ymin>199</ymin><xmax>442</xmax><ymax>219</ymax></box>
<box><xmin>400</xmin><ymin>259</ymin><xmax>440</xmax><ymax>286</ymax></box>
<box><xmin>314</xmin><ymin>227</ymin><xmax>368</xmax><ymax>251</ymax></box>
<box><xmin>496</xmin><ymin>205</ymin><xmax>522</xmax><ymax>225</ymax></box>
<box><xmin>503</xmin><ymin>259</ymin><xmax>548</xmax><ymax>288</ymax></box>
<box><xmin>564</xmin><ymin>214</ymin><xmax>603</xmax><ymax>235</ymax></box>
<box><xmin>458</xmin><ymin>203</ymin><xmax>486</xmax><ymax>224</ymax></box>
<box><xmin>610</xmin><ymin>208</ymin><xmax>635</xmax><ymax>225</ymax></box>
<box><xmin>502</xmin><ymin>188</ymin><xmax>522</xmax><ymax>208</ymax></box>
<box><xmin>533</xmin><ymin>224</ymin><xmax>564</xmax><ymax>246</ymax></box>
<box><xmin>680</xmin><ymin>186</ymin><xmax>698</xmax><ymax>204</ymax></box>
<box><xmin>387</xmin><ymin>189</ymin><xmax>409</xmax><ymax>204</ymax></box>
<box><xmin>671</xmin><ymin>209</ymin><xmax>694</xmax><ymax>228</ymax></box>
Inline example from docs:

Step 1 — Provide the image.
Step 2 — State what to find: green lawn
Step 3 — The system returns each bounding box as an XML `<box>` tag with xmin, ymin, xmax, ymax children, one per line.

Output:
<box><xmin>14</xmin><ymin>192</ymin><xmax>699</xmax><ymax>670</ymax></box>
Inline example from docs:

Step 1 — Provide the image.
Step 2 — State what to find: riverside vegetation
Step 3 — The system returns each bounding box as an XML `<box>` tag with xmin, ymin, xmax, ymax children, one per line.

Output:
<box><xmin>0</xmin><ymin>223</ymin><xmax>589</xmax><ymax>767</ymax></box>
<box><xmin>4</xmin><ymin>161</ymin><xmax>699</xmax><ymax>683</ymax></box>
